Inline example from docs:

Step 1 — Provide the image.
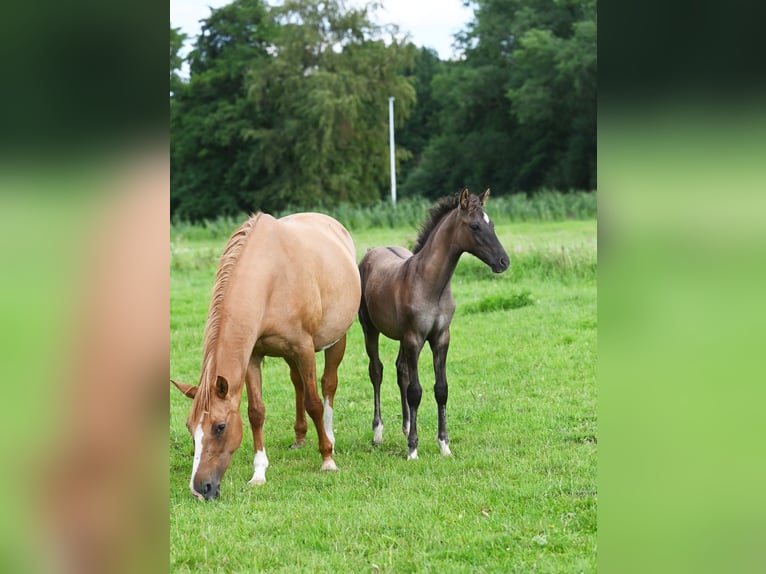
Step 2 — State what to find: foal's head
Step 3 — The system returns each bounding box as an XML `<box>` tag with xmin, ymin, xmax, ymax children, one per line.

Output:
<box><xmin>454</xmin><ymin>187</ymin><xmax>509</xmax><ymax>273</ymax></box>
<box><xmin>173</xmin><ymin>376</ymin><xmax>243</xmax><ymax>500</ymax></box>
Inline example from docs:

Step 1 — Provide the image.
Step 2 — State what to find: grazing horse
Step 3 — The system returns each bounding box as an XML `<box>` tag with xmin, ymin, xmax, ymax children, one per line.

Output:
<box><xmin>358</xmin><ymin>187</ymin><xmax>509</xmax><ymax>459</ymax></box>
<box><xmin>171</xmin><ymin>212</ymin><xmax>360</xmax><ymax>499</ymax></box>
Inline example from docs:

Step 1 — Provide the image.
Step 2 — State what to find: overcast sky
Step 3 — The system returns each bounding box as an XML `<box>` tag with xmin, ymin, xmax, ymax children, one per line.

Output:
<box><xmin>170</xmin><ymin>0</ymin><xmax>474</xmax><ymax>61</ymax></box>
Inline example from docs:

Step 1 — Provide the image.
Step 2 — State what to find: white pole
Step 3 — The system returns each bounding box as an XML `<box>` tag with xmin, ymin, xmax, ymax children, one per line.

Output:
<box><xmin>388</xmin><ymin>96</ymin><xmax>396</xmax><ymax>206</ymax></box>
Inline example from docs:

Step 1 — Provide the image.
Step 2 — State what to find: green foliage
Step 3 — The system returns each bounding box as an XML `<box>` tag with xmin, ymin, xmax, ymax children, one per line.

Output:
<box><xmin>170</xmin><ymin>0</ymin><xmax>596</xmax><ymax>220</ymax></box>
<box><xmin>171</xmin><ymin>0</ymin><xmax>416</xmax><ymax>221</ymax></box>
<box><xmin>244</xmin><ymin>0</ymin><xmax>416</xmax><ymax>208</ymax></box>
<box><xmin>171</xmin><ymin>0</ymin><xmax>273</xmax><ymax>221</ymax></box>
<box><xmin>171</xmin><ymin>190</ymin><xmax>596</xmax><ymax>242</ymax></box>
<box><xmin>400</xmin><ymin>0</ymin><xmax>596</xmax><ymax>197</ymax></box>
<box><xmin>169</xmin><ymin>26</ymin><xmax>187</xmax><ymax>96</ymax></box>
<box><xmin>462</xmin><ymin>290</ymin><xmax>534</xmax><ymax>313</ymax></box>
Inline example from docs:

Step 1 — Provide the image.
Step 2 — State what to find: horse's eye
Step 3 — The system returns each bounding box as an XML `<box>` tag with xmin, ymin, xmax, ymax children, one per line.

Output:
<box><xmin>470</xmin><ymin>223</ymin><xmax>480</xmax><ymax>231</ymax></box>
<box><xmin>215</xmin><ymin>423</ymin><xmax>226</xmax><ymax>436</ymax></box>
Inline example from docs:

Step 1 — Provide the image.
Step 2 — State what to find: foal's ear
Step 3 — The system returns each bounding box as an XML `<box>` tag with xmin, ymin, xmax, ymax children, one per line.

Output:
<box><xmin>459</xmin><ymin>186</ymin><xmax>470</xmax><ymax>210</ymax></box>
<box><xmin>215</xmin><ymin>375</ymin><xmax>229</xmax><ymax>399</ymax></box>
<box><xmin>171</xmin><ymin>379</ymin><xmax>198</xmax><ymax>399</ymax></box>
<box><xmin>479</xmin><ymin>188</ymin><xmax>490</xmax><ymax>205</ymax></box>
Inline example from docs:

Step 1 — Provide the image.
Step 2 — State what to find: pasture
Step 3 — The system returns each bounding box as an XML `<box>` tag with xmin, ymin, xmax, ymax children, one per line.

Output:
<box><xmin>170</xmin><ymin>212</ymin><xmax>596</xmax><ymax>572</ymax></box>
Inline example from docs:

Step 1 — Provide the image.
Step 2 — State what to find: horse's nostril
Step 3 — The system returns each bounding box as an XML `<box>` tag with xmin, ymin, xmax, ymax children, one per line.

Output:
<box><xmin>204</xmin><ymin>482</ymin><xmax>212</xmax><ymax>494</ymax></box>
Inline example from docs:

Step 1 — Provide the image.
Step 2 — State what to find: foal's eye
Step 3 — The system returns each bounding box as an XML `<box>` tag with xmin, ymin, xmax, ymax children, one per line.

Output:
<box><xmin>214</xmin><ymin>423</ymin><xmax>226</xmax><ymax>436</ymax></box>
<box><xmin>470</xmin><ymin>223</ymin><xmax>480</xmax><ymax>231</ymax></box>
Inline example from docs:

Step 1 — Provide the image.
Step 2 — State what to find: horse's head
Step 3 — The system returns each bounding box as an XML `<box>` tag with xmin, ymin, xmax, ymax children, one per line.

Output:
<box><xmin>172</xmin><ymin>376</ymin><xmax>243</xmax><ymax>500</ymax></box>
<box><xmin>455</xmin><ymin>187</ymin><xmax>510</xmax><ymax>273</ymax></box>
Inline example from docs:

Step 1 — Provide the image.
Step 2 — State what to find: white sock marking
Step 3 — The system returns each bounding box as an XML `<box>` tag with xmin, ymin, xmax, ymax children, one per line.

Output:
<box><xmin>407</xmin><ymin>449</ymin><xmax>418</xmax><ymax>460</ymax></box>
<box><xmin>373</xmin><ymin>423</ymin><xmax>384</xmax><ymax>444</ymax></box>
<box><xmin>248</xmin><ymin>449</ymin><xmax>269</xmax><ymax>485</ymax></box>
<box><xmin>321</xmin><ymin>458</ymin><xmax>338</xmax><ymax>471</ymax></box>
<box><xmin>438</xmin><ymin>438</ymin><xmax>452</xmax><ymax>456</ymax></box>
<box><xmin>323</xmin><ymin>397</ymin><xmax>335</xmax><ymax>450</ymax></box>
<box><xmin>190</xmin><ymin>420</ymin><xmax>204</xmax><ymax>497</ymax></box>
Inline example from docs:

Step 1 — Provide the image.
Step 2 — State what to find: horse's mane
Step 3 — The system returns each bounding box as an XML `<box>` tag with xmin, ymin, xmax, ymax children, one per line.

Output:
<box><xmin>190</xmin><ymin>213</ymin><xmax>261</xmax><ymax>423</ymax></box>
<box><xmin>412</xmin><ymin>190</ymin><xmax>481</xmax><ymax>254</ymax></box>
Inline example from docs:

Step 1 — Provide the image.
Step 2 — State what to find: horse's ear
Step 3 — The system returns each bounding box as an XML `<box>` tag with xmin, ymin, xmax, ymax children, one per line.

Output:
<box><xmin>171</xmin><ymin>379</ymin><xmax>197</xmax><ymax>399</ymax></box>
<box><xmin>459</xmin><ymin>186</ymin><xmax>470</xmax><ymax>210</ymax></box>
<box><xmin>215</xmin><ymin>375</ymin><xmax>229</xmax><ymax>399</ymax></box>
<box><xmin>479</xmin><ymin>188</ymin><xmax>490</xmax><ymax>205</ymax></box>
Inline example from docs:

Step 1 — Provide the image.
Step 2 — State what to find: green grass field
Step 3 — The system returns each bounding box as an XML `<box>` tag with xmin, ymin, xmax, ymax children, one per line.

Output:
<box><xmin>170</xmin><ymin>217</ymin><xmax>596</xmax><ymax>572</ymax></box>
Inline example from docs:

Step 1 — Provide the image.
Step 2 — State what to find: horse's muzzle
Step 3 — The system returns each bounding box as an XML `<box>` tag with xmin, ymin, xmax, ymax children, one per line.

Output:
<box><xmin>193</xmin><ymin>478</ymin><xmax>221</xmax><ymax>500</ymax></box>
<box><xmin>491</xmin><ymin>255</ymin><xmax>510</xmax><ymax>273</ymax></box>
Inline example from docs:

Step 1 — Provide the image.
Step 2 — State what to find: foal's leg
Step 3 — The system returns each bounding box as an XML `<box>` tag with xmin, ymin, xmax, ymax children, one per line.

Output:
<box><xmin>294</xmin><ymin>340</ymin><xmax>337</xmax><ymax>471</ymax></box>
<box><xmin>400</xmin><ymin>335</ymin><xmax>424</xmax><ymax>460</ymax></box>
<box><xmin>320</xmin><ymin>334</ymin><xmax>347</xmax><ymax>452</ymax></box>
<box><xmin>395</xmin><ymin>348</ymin><xmax>411</xmax><ymax>438</ymax></box>
<box><xmin>245</xmin><ymin>355</ymin><xmax>269</xmax><ymax>485</ymax></box>
<box><xmin>288</xmin><ymin>362</ymin><xmax>308</xmax><ymax>449</ymax></box>
<box><xmin>359</xmin><ymin>302</ymin><xmax>385</xmax><ymax>444</ymax></box>
<box><xmin>430</xmin><ymin>329</ymin><xmax>452</xmax><ymax>456</ymax></box>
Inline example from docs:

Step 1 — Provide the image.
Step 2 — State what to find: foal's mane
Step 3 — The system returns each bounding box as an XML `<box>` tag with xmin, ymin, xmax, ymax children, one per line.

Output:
<box><xmin>412</xmin><ymin>190</ymin><xmax>480</xmax><ymax>254</ymax></box>
<box><xmin>190</xmin><ymin>213</ymin><xmax>261</xmax><ymax>422</ymax></box>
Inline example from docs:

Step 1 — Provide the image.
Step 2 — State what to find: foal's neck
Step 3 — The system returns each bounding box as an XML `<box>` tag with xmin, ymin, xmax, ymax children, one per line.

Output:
<box><xmin>412</xmin><ymin>210</ymin><xmax>462</xmax><ymax>293</ymax></box>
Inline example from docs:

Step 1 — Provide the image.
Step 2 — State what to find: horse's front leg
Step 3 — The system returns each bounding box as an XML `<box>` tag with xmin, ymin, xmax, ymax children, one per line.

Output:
<box><xmin>400</xmin><ymin>335</ymin><xmax>424</xmax><ymax>460</ymax></box>
<box><xmin>246</xmin><ymin>355</ymin><xmax>269</xmax><ymax>485</ymax></box>
<box><xmin>395</xmin><ymin>348</ymin><xmax>410</xmax><ymax>438</ymax></box>
<box><xmin>430</xmin><ymin>329</ymin><xmax>452</xmax><ymax>456</ymax></box>
<box><xmin>288</xmin><ymin>361</ymin><xmax>308</xmax><ymax>449</ymax></box>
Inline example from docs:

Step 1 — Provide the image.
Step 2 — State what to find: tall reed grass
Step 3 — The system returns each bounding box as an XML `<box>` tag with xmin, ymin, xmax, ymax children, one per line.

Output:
<box><xmin>171</xmin><ymin>190</ymin><xmax>596</xmax><ymax>240</ymax></box>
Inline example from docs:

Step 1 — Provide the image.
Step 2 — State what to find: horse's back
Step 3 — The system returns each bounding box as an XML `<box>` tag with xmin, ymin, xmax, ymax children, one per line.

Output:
<box><xmin>359</xmin><ymin>246</ymin><xmax>413</xmax><ymax>340</ymax></box>
<box><xmin>273</xmin><ymin>213</ymin><xmax>360</xmax><ymax>350</ymax></box>
<box><xmin>278</xmin><ymin>212</ymin><xmax>357</xmax><ymax>262</ymax></box>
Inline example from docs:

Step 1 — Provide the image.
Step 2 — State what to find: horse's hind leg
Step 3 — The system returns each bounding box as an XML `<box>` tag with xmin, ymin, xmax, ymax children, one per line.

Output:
<box><xmin>294</xmin><ymin>341</ymin><xmax>337</xmax><ymax>471</ymax></box>
<box><xmin>246</xmin><ymin>355</ymin><xmax>269</xmax><ymax>485</ymax></box>
<box><xmin>320</xmin><ymin>333</ymin><xmax>347</xmax><ymax>452</ymax></box>
<box><xmin>288</xmin><ymin>361</ymin><xmax>308</xmax><ymax>448</ymax></box>
<box><xmin>359</xmin><ymin>300</ymin><xmax>384</xmax><ymax>444</ymax></box>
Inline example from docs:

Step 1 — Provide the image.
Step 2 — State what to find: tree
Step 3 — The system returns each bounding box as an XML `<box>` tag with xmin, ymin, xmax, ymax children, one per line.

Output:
<box><xmin>171</xmin><ymin>0</ymin><xmax>273</xmax><ymax>221</ymax></box>
<box><xmin>401</xmin><ymin>0</ymin><xmax>596</xmax><ymax>197</ymax></box>
<box><xmin>170</xmin><ymin>26</ymin><xmax>187</xmax><ymax>97</ymax></box>
<box><xmin>396</xmin><ymin>47</ymin><xmax>445</xmax><ymax>188</ymax></box>
<box><xmin>244</xmin><ymin>0</ymin><xmax>416</xmax><ymax>207</ymax></box>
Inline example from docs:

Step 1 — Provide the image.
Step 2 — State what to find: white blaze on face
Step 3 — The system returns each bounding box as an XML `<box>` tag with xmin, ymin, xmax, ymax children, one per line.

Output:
<box><xmin>190</xmin><ymin>420</ymin><xmax>204</xmax><ymax>497</ymax></box>
<box><xmin>483</xmin><ymin>212</ymin><xmax>490</xmax><ymax>225</ymax></box>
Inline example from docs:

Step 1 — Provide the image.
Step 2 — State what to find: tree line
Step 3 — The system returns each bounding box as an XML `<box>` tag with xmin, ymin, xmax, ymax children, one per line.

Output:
<box><xmin>171</xmin><ymin>0</ymin><xmax>595</xmax><ymax>221</ymax></box>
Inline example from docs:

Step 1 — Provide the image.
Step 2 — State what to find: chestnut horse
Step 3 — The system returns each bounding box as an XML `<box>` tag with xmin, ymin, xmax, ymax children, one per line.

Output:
<box><xmin>172</xmin><ymin>212</ymin><xmax>360</xmax><ymax>499</ymax></box>
<box><xmin>358</xmin><ymin>188</ymin><xmax>509</xmax><ymax>460</ymax></box>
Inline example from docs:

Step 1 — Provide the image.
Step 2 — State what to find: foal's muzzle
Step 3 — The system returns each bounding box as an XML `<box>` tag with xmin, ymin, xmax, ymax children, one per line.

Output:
<box><xmin>491</xmin><ymin>255</ymin><xmax>510</xmax><ymax>273</ymax></box>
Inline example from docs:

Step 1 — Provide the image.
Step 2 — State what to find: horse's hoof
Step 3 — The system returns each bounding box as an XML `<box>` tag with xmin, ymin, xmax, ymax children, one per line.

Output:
<box><xmin>373</xmin><ymin>425</ymin><xmax>384</xmax><ymax>445</ymax></box>
<box><xmin>407</xmin><ymin>449</ymin><xmax>418</xmax><ymax>460</ymax></box>
<box><xmin>320</xmin><ymin>459</ymin><xmax>338</xmax><ymax>472</ymax></box>
<box><xmin>438</xmin><ymin>438</ymin><xmax>452</xmax><ymax>456</ymax></box>
<box><xmin>248</xmin><ymin>477</ymin><xmax>266</xmax><ymax>486</ymax></box>
<box><xmin>290</xmin><ymin>439</ymin><xmax>306</xmax><ymax>449</ymax></box>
